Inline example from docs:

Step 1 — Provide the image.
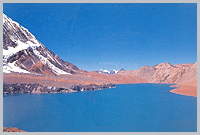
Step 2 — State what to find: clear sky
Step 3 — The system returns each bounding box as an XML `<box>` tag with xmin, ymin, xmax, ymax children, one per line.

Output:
<box><xmin>3</xmin><ymin>3</ymin><xmax>197</xmax><ymax>71</ymax></box>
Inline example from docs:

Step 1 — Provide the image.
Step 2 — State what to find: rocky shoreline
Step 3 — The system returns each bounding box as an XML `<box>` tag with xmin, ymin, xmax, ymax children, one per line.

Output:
<box><xmin>3</xmin><ymin>83</ymin><xmax>115</xmax><ymax>94</ymax></box>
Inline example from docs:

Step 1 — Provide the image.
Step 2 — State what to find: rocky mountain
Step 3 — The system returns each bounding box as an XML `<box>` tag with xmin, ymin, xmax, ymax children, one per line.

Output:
<box><xmin>149</xmin><ymin>62</ymin><xmax>196</xmax><ymax>84</ymax></box>
<box><xmin>117</xmin><ymin>68</ymin><xmax>126</xmax><ymax>74</ymax></box>
<box><xmin>117</xmin><ymin>66</ymin><xmax>156</xmax><ymax>81</ymax></box>
<box><xmin>117</xmin><ymin>62</ymin><xmax>197</xmax><ymax>84</ymax></box>
<box><xmin>132</xmin><ymin>65</ymin><xmax>156</xmax><ymax>81</ymax></box>
<box><xmin>3</xmin><ymin>13</ymin><xmax>80</xmax><ymax>75</ymax></box>
<box><xmin>174</xmin><ymin>62</ymin><xmax>197</xmax><ymax>87</ymax></box>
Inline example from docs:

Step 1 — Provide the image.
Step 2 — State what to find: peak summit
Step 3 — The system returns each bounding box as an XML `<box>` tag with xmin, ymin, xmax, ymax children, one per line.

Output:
<box><xmin>154</xmin><ymin>62</ymin><xmax>175</xmax><ymax>69</ymax></box>
<box><xmin>119</xmin><ymin>68</ymin><xmax>125</xmax><ymax>72</ymax></box>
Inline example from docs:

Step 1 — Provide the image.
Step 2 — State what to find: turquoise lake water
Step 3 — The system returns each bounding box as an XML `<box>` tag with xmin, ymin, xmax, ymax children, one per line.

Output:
<box><xmin>3</xmin><ymin>83</ymin><xmax>197</xmax><ymax>132</ymax></box>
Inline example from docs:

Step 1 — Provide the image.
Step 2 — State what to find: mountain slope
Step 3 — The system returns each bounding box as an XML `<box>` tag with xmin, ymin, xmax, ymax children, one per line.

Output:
<box><xmin>3</xmin><ymin>13</ymin><xmax>80</xmax><ymax>75</ymax></box>
<box><xmin>149</xmin><ymin>62</ymin><xmax>196</xmax><ymax>84</ymax></box>
<box><xmin>169</xmin><ymin>62</ymin><xmax>197</xmax><ymax>97</ymax></box>
<box><xmin>175</xmin><ymin>62</ymin><xmax>197</xmax><ymax>87</ymax></box>
<box><xmin>117</xmin><ymin>66</ymin><xmax>156</xmax><ymax>81</ymax></box>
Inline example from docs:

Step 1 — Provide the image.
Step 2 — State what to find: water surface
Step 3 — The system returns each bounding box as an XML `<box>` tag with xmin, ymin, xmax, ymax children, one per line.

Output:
<box><xmin>3</xmin><ymin>83</ymin><xmax>197</xmax><ymax>132</ymax></box>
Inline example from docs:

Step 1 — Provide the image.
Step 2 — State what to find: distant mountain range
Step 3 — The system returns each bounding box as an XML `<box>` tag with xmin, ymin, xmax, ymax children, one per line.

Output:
<box><xmin>117</xmin><ymin>62</ymin><xmax>197</xmax><ymax>85</ymax></box>
<box><xmin>98</xmin><ymin>69</ymin><xmax>118</xmax><ymax>74</ymax></box>
<box><xmin>98</xmin><ymin>61</ymin><xmax>196</xmax><ymax>86</ymax></box>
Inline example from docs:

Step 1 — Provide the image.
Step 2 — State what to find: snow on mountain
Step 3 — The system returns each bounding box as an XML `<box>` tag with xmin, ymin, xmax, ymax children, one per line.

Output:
<box><xmin>98</xmin><ymin>69</ymin><xmax>118</xmax><ymax>74</ymax></box>
<box><xmin>3</xmin><ymin>13</ymin><xmax>80</xmax><ymax>75</ymax></box>
<box><xmin>99</xmin><ymin>69</ymin><xmax>110</xmax><ymax>74</ymax></box>
<box><xmin>110</xmin><ymin>69</ymin><xmax>118</xmax><ymax>74</ymax></box>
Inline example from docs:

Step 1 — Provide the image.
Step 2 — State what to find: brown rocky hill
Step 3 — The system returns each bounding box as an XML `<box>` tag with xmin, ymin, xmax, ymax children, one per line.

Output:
<box><xmin>149</xmin><ymin>62</ymin><xmax>196</xmax><ymax>84</ymax></box>
<box><xmin>117</xmin><ymin>62</ymin><xmax>196</xmax><ymax>85</ymax></box>
<box><xmin>117</xmin><ymin>65</ymin><xmax>156</xmax><ymax>81</ymax></box>
<box><xmin>176</xmin><ymin>62</ymin><xmax>197</xmax><ymax>87</ymax></box>
<box><xmin>170</xmin><ymin>62</ymin><xmax>197</xmax><ymax>97</ymax></box>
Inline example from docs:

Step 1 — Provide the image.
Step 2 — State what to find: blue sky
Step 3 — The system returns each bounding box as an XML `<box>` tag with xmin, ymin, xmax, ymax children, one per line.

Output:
<box><xmin>3</xmin><ymin>3</ymin><xmax>197</xmax><ymax>71</ymax></box>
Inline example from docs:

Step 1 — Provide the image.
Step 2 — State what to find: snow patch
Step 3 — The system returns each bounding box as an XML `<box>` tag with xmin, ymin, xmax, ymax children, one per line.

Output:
<box><xmin>3</xmin><ymin>40</ymin><xmax>40</xmax><ymax>56</ymax></box>
<box><xmin>3</xmin><ymin>61</ymin><xmax>30</xmax><ymax>73</ymax></box>
<box><xmin>99</xmin><ymin>69</ymin><xmax>110</xmax><ymax>74</ymax></box>
<box><xmin>99</xmin><ymin>69</ymin><xmax>118</xmax><ymax>74</ymax></box>
<box><xmin>110</xmin><ymin>69</ymin><xmax>118</xmax><ymax>74</ymax></box>
<box><xmin>54</xmin><ymin>57</ymin><xmax>62</xmax><ymax>66</ymax></box>
<box><xmin>31</xmin><ymin>59</ymin><xmax>35</xmax><ymax>65</ymax></box>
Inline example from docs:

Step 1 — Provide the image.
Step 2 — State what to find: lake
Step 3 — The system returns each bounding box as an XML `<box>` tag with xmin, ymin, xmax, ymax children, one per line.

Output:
<box><xmin>3</xmin><ymin>83</ymin><xmax>197</xmax><ymax>132</ymax></box>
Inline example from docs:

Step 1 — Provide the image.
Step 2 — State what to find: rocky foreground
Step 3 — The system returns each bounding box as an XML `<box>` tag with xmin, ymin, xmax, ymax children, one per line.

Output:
<box><xmin>3</xmin><ymin>127</ymin><xmax>25</xmax><ymax>132</ymax></box>
<box><xmin>3</xmin><ymin>83</ymin><xmax>115</xmax><ymax>94</ymax></box>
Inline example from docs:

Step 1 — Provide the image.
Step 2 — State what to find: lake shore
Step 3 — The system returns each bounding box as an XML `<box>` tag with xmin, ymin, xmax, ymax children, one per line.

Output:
<box><xmin>3</xmin><ymin>83</ymin><xmax>115</xmax><ymax>94</ymax></box>
<box><xmin>170</xmin><ymin>85</ymin><xmax>197</xmax><ymax>97</ymax></box>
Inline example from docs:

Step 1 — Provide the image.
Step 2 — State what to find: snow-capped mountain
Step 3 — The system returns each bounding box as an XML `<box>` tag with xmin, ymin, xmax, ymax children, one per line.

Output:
<box><xmin>110</xmin><ymin>69</ymin><xmax>118</xmax><ymax>74</ymax></box>
<box><xmin>3</xmin><ymin>13</ymin><xmax>80</xmax><ymax>75</ymax></box>
<box><xmin>98</xmin><ymin>69</ymin><xmax>118</xmax><ymax>74</ymax></box>
<box><xmin>99</xmin><ymin>69</ymin><xmax>110</xmax><ymax>74</ymax></box>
